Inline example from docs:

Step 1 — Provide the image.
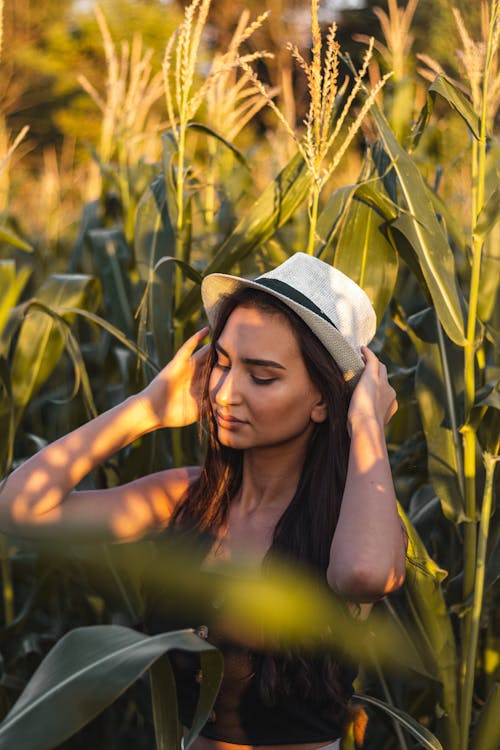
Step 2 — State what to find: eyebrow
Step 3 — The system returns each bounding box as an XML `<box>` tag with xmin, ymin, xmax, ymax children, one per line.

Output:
<box><xmin>215</xmin><ymin>342</ymin><xmax>286</xmax><ymax>370</ymax></box>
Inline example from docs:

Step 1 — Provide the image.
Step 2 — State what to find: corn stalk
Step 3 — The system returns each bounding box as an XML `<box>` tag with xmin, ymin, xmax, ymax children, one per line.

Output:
<box><xmin>459</xmin><ymin>4</ymin><xmax>500</xmax><ymax>746</ymax></box>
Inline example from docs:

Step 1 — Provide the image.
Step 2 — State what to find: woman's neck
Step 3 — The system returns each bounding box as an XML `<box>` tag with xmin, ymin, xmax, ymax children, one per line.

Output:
<box><xmin>236</xmin><ymin>439</ymin><xmax>309</xmax><ymax>516</ymax></box>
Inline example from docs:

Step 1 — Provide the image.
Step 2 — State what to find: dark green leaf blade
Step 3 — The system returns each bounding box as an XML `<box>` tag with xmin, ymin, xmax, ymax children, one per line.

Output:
<box><xmin>353</xmin><ymin>693</ymin><xmax>443</xmax><ymax>750</ymax></box>
<box><xmin>0</xmin><ymin>625</ymin><xmax>223</xmax><ymax>750</ymax></box>
<box><xmin>408</xmin><ymin>307</ymin><xmax>465</xmax><ymax>523</ymax></box>
<box><xmin>87</xmin><ymin>228</ymin><xmax>134</xmax><ymax>336</ymax></box>
<box><xmin>399</xmin><ymin>508</ymin><xmax>460</xmax><ymax>750</ymax></box>
<box><xmin>187</xmin><ymin>122</ymin><xmax>249</xmax><ymax>169</ymax></box>
<box><xmin>149</xmin><ymin>654</ymin><xmax>182</xmax><ymax>750</ymax></box>
<box><xmin>135</xmin><ymin>174</ymin><xmax>177</xmax><ymax>365</ymax></box>
<box><xmin>471</xmin><ymin>682</ymin><xmax>500</xmax><ymax>750</ymax></box>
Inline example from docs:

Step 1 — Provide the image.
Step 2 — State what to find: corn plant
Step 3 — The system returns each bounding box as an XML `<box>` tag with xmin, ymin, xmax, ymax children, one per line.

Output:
<box><xmin>0</xmin><ymin>1</ymin><xmax>498</xmax><ymax>749</ymax></box>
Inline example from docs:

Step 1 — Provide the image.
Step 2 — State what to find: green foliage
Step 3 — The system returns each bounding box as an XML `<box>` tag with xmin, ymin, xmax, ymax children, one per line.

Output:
<box><xmin>0</xmin><ymin>625</ymin><xmax>222</xmax><ymax>750</ymax></box>
<box><xmin>0</xmin><ymin>0</ymin><xmax>498</xmax><ymax>748</ymax></box>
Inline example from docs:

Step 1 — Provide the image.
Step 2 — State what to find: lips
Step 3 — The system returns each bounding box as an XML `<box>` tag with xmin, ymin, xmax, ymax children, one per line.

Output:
<box><xmin>215</xmin><ymin>412</ymin><xmax>246</xmax><ymax>427</ymax></box>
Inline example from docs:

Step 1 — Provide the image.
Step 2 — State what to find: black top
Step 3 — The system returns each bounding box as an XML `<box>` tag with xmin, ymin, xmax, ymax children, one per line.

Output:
<box><xmin>169</xmin><ymin>625</ymin><xmax>355</xmax><ymax>744</ymax></box>
<box><xmin>146</xmin><ymin>570</ymin><xmax>356</xmax><ymax>745</ymax></box>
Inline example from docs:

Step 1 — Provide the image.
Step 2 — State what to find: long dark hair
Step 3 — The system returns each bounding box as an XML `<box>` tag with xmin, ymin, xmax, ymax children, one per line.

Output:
<box><xmin>171</xmin><ymin>287</ymin><xmax>352</xmax><ymax>716</ymax></box>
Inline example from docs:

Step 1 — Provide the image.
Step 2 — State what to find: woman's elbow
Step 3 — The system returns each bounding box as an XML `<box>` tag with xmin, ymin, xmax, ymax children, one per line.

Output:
<box><xmin>327</xmin><ymin>559</ymin><xmax>406</xmax><ymax>603</ymax></box>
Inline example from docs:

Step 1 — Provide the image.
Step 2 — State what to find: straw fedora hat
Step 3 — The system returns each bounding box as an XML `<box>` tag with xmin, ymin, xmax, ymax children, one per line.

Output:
<box><xmin>201</xmin><ymin>252</ymin><xmax>376</xmax><ymax>385</ymax></box>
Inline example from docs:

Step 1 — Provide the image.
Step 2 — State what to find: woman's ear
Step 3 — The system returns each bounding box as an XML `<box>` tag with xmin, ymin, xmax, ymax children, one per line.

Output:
<box><xmin>311</xmin><ymin>396</ymin><xmax>328</xmax><ymax>423</ymax></box>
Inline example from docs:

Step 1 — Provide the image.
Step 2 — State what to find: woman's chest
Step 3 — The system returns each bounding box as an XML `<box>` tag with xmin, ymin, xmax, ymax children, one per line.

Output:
<box><xmin>202</xmin><ymin>512</ymin><xmax>276</xmax><ymax>570</ymax></box>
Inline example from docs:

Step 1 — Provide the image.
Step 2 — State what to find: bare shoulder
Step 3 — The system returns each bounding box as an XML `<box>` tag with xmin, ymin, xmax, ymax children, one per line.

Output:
<box><xmin>121</xmin><ymin>464</ymin><xmax>201</xmax><ymax>515</ymax></box>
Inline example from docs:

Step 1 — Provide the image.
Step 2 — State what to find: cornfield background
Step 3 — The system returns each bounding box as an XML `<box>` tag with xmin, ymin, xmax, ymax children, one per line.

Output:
<box><xmin>0</xmin><ymin>0</ymin><xmax>498</xmax><ymax>748</ymax></box>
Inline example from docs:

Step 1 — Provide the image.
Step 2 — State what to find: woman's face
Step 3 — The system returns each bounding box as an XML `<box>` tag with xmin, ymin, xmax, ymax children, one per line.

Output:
<box><xmin>208</xmin><ymin>304</ymin><xmax>327</xmax><ymax>451</ymax></box>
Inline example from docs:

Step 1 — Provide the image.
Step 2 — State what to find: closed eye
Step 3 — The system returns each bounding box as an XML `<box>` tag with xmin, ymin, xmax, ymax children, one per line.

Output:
<box><xmin>251</xmin><ymin>375</ymin><xmax>277</xmax><ymax>385</ymax></box>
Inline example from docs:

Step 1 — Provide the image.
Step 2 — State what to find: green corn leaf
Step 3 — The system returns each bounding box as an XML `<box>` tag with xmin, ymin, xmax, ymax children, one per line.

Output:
<box><xmin>21</xmin><ymin>302</ymin><xmax>99</xmax><ymax>422</ymax></box>
<box><xmin>0</xmin><ymin>261</ymin><xmax>31</xmax><ymax>346</ymax></box>
<box><xmin>471</xmin><ymin>682</ymin><xmax>500</xmax><ymax>750</ymax></box>
<box><xmin>175</xmin><ymin>151</ymin><xmax>312</xmax><ymax>323</ymax></box>
<box><xmin>187</xmin><ymin>122</ymin><xmax>249</xmax><ymax>169</ymax></box>
<box><xmin>11</xmin><ymin>274</ymin><xmax>101</xmax><ymax>427</ymax></box>
<box><xmin>475</xmin><ymin>186</ymin><xmax>500</xmax><ymax>325</ymax></box>
<box><xmin>50</xmin><ymin>306</ymin><xmax>159</xmax><ymax>374</ymax></box>
<box><xmin>153</xmin><ymin>256</ymin><xmax>202</xmax><ymax>285</ymax></box>
<box><xmin>353</xmin><ymin>182</ymin><xmax>400</xmax><ymax>222</ymax></box>
<box><xmin>315</xmin><ymin>184</ymin><xmax>359</xmax><ymax>264</ymax></box>
<box><xmin>372</xmin><ymin>104</ymin><xmax>466</xmax><ymax>345</ymax></box>
<box><xmin>161</xmin><ymin>131</ymin><xmax>179</xmax><ymax>232</ymax></box>
<box><xmin>399</xmin><ymin>507</ymin><xmax>460</xmax><ymax>750</ymax></box>
<box><xmin>411</xmin><ymin>74</ymin><xmax>481</xmax><ymax>149</ymax></box>
<box><xmin>315</xmin><ymin>177</ymin><xmax>398</xmax><ymax>322</ymax></box>
<box><xmin>69</xmin><ymin>199</ymin><xmax>102</xmax><ymax>272</ymax></box>
<box><xmin>0</xmin><ymin>357</ymin><xmax>14</xmax><ymax>476</ymax></box>
<box><xmin>353</xmin><ymin>693</ymin><xmax>443</xmax><ymax>750</ymax></box>
<box><xmin>474</xmin><ymin>186</ymin><xmax>500</xmax><ymax>242</ymax></box>
<box><xmin>333</xmin><ymin>193</ymin><xmax>398</xmax><ymax>323</ymax></box>
<box><xmin>478</xmin><ymin>216</ymin><xmax>500</xmax><ymax>325</ymax></box>
<box><xmin>87</xmin><ymin>228</ymin><xmax>134</xmax><ymax>337</ymax></box>
<box><xmin>0</xmin><ymin>625</ymin><xmax>223</xmax><ymax>750</ymax></box>
<box><xmin>408</xmin><ymin>306</ymin><xmax>465</xmax><ymax>523</ymax></box>
<box><xmin>149</xmin><ymin>654</ymin><xmax>182</xmax><ymax>750</ymax></box>
<box><xmin>0</xmin><ymin>226</ymin><xmax>32</xmax><ymax>253</ymax></box>
<box><xmin>135</xmin><ymin>173</ymin><xmax>176</xmax><ymax>365</ymax></box>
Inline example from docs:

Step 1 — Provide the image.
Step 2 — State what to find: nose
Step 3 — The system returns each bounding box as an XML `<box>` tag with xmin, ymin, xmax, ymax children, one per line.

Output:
<box><xmin>211</xmin><ymin>366</ymin><xmax>242</xmax><ymax>406</ymax></box>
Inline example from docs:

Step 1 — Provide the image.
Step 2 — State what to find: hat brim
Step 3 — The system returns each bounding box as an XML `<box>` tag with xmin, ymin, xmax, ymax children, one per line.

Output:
<box><xmin>201</xmin><ymin>273</ymin><xmax>365</xmax><ymax>386</ymax></box>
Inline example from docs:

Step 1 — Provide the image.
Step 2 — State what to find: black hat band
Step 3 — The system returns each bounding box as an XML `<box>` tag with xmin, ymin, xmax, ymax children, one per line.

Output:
<box><xmin>255</xmin><ymin>277</ymin><xmax>339</xmax><ymax>331</ymax></box>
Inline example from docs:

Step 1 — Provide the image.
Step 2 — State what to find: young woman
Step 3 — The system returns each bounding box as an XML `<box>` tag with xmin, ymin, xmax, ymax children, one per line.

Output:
<box><xmin>0</xmin><ymin>253</ymin><xmax>407</xmax><ymax>750</ymax></box>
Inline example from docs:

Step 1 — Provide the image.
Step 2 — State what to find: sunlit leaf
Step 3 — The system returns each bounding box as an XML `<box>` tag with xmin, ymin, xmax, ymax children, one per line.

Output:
<box><xmin>478</xmin><ymin>200</ymin><xmax>500</xmax><ymax>325</ymax></box>
<box><xmin>0</xmin><ymin>261</ymin><xmax>31</xmax><ymax>348</ymax></box>
<box><xmin>333</xmin><ymin>192</ymin><xmax>398</xmax><ymax>322</ymax></box>
<box><xmin>315</xmin><ymin>175</ymin><xmax>398</xmax><ymax>321</ymax></box>
<box><xmin>0</xmin><ymin>227</ymin><xmax>32</xmax><ymax>253</ymax></box>
<box><xmin>411</xmin><ymin>74</ymin><xmax>481</xmax><ymax>148</ymax></box>
<box><xmin>10</xmin><ymin>275</ymin><xmax>101</xmax><ymax>427</ymax></box>
<box><xmin>372</xmin><ymin>104</ymin><xmax>466</xmax><ymax>345</ymax></box>
<box><xmin>474</xmin><ymin>187</ymin><xmax>500</xmax><ymax>242</ymax></box>
<box><xmin>0</xmin><ymin>625</ymin><xmax>223</xmax><ymax>750</ymax></box>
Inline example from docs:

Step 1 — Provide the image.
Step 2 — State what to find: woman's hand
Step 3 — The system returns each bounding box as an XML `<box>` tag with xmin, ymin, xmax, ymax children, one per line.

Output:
<box><xmin>140</xmin><ymin>327</ymin><xmax>210</xmax><ymax>429</ymax></box>
<box><xmin>347</xmin><ymin>346</ymin><xmax>397</xmax><ymax>435</ymax></box>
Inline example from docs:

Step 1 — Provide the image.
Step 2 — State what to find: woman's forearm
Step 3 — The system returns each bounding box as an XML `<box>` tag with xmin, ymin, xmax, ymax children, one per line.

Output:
<box><xmin>327</xmin><ymin>415</ymin><xmax>406</xmax><ymax>602</ymax></box>
<box><xmin>0</xmin><ymin>394</ymin><xmax>159</xmax><ymax>531</ymax></box>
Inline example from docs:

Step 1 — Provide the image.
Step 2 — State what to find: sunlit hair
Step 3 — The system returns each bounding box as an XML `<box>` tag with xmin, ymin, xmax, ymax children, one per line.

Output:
<box><xmin>170</xmin><ymin>287</ymin><xmax>352</xmax><ymax>717</ymax></box>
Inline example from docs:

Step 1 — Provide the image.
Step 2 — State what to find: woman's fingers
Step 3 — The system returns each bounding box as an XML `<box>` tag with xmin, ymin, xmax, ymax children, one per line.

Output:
<box><xmin>356</xmin><ymin>346</ymin><xmax>398</xmax><ymax>425</ymax></box>
<box><xmin>176</xmin><ymin>327</ymin><xmax>210</xmax><ymax>360</ymax></box>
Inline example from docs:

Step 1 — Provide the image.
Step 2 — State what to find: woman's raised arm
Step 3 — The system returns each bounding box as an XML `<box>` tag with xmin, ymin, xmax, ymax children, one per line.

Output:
<box><xmin>327</xmin><ymin>347</ymin><xmax>407</xmax><ymax>603</ymax></box>
<box><xmin>0</xmin><ymin>328</ymin><xmax>209</xmax><ymax>542</ymax></box>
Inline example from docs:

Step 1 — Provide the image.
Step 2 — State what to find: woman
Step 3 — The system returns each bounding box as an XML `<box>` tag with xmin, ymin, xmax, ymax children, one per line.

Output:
<box><xmin>0</xmin><ymin>253</ymin><xmax>407</xmax><ymax>749</ymax></box>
